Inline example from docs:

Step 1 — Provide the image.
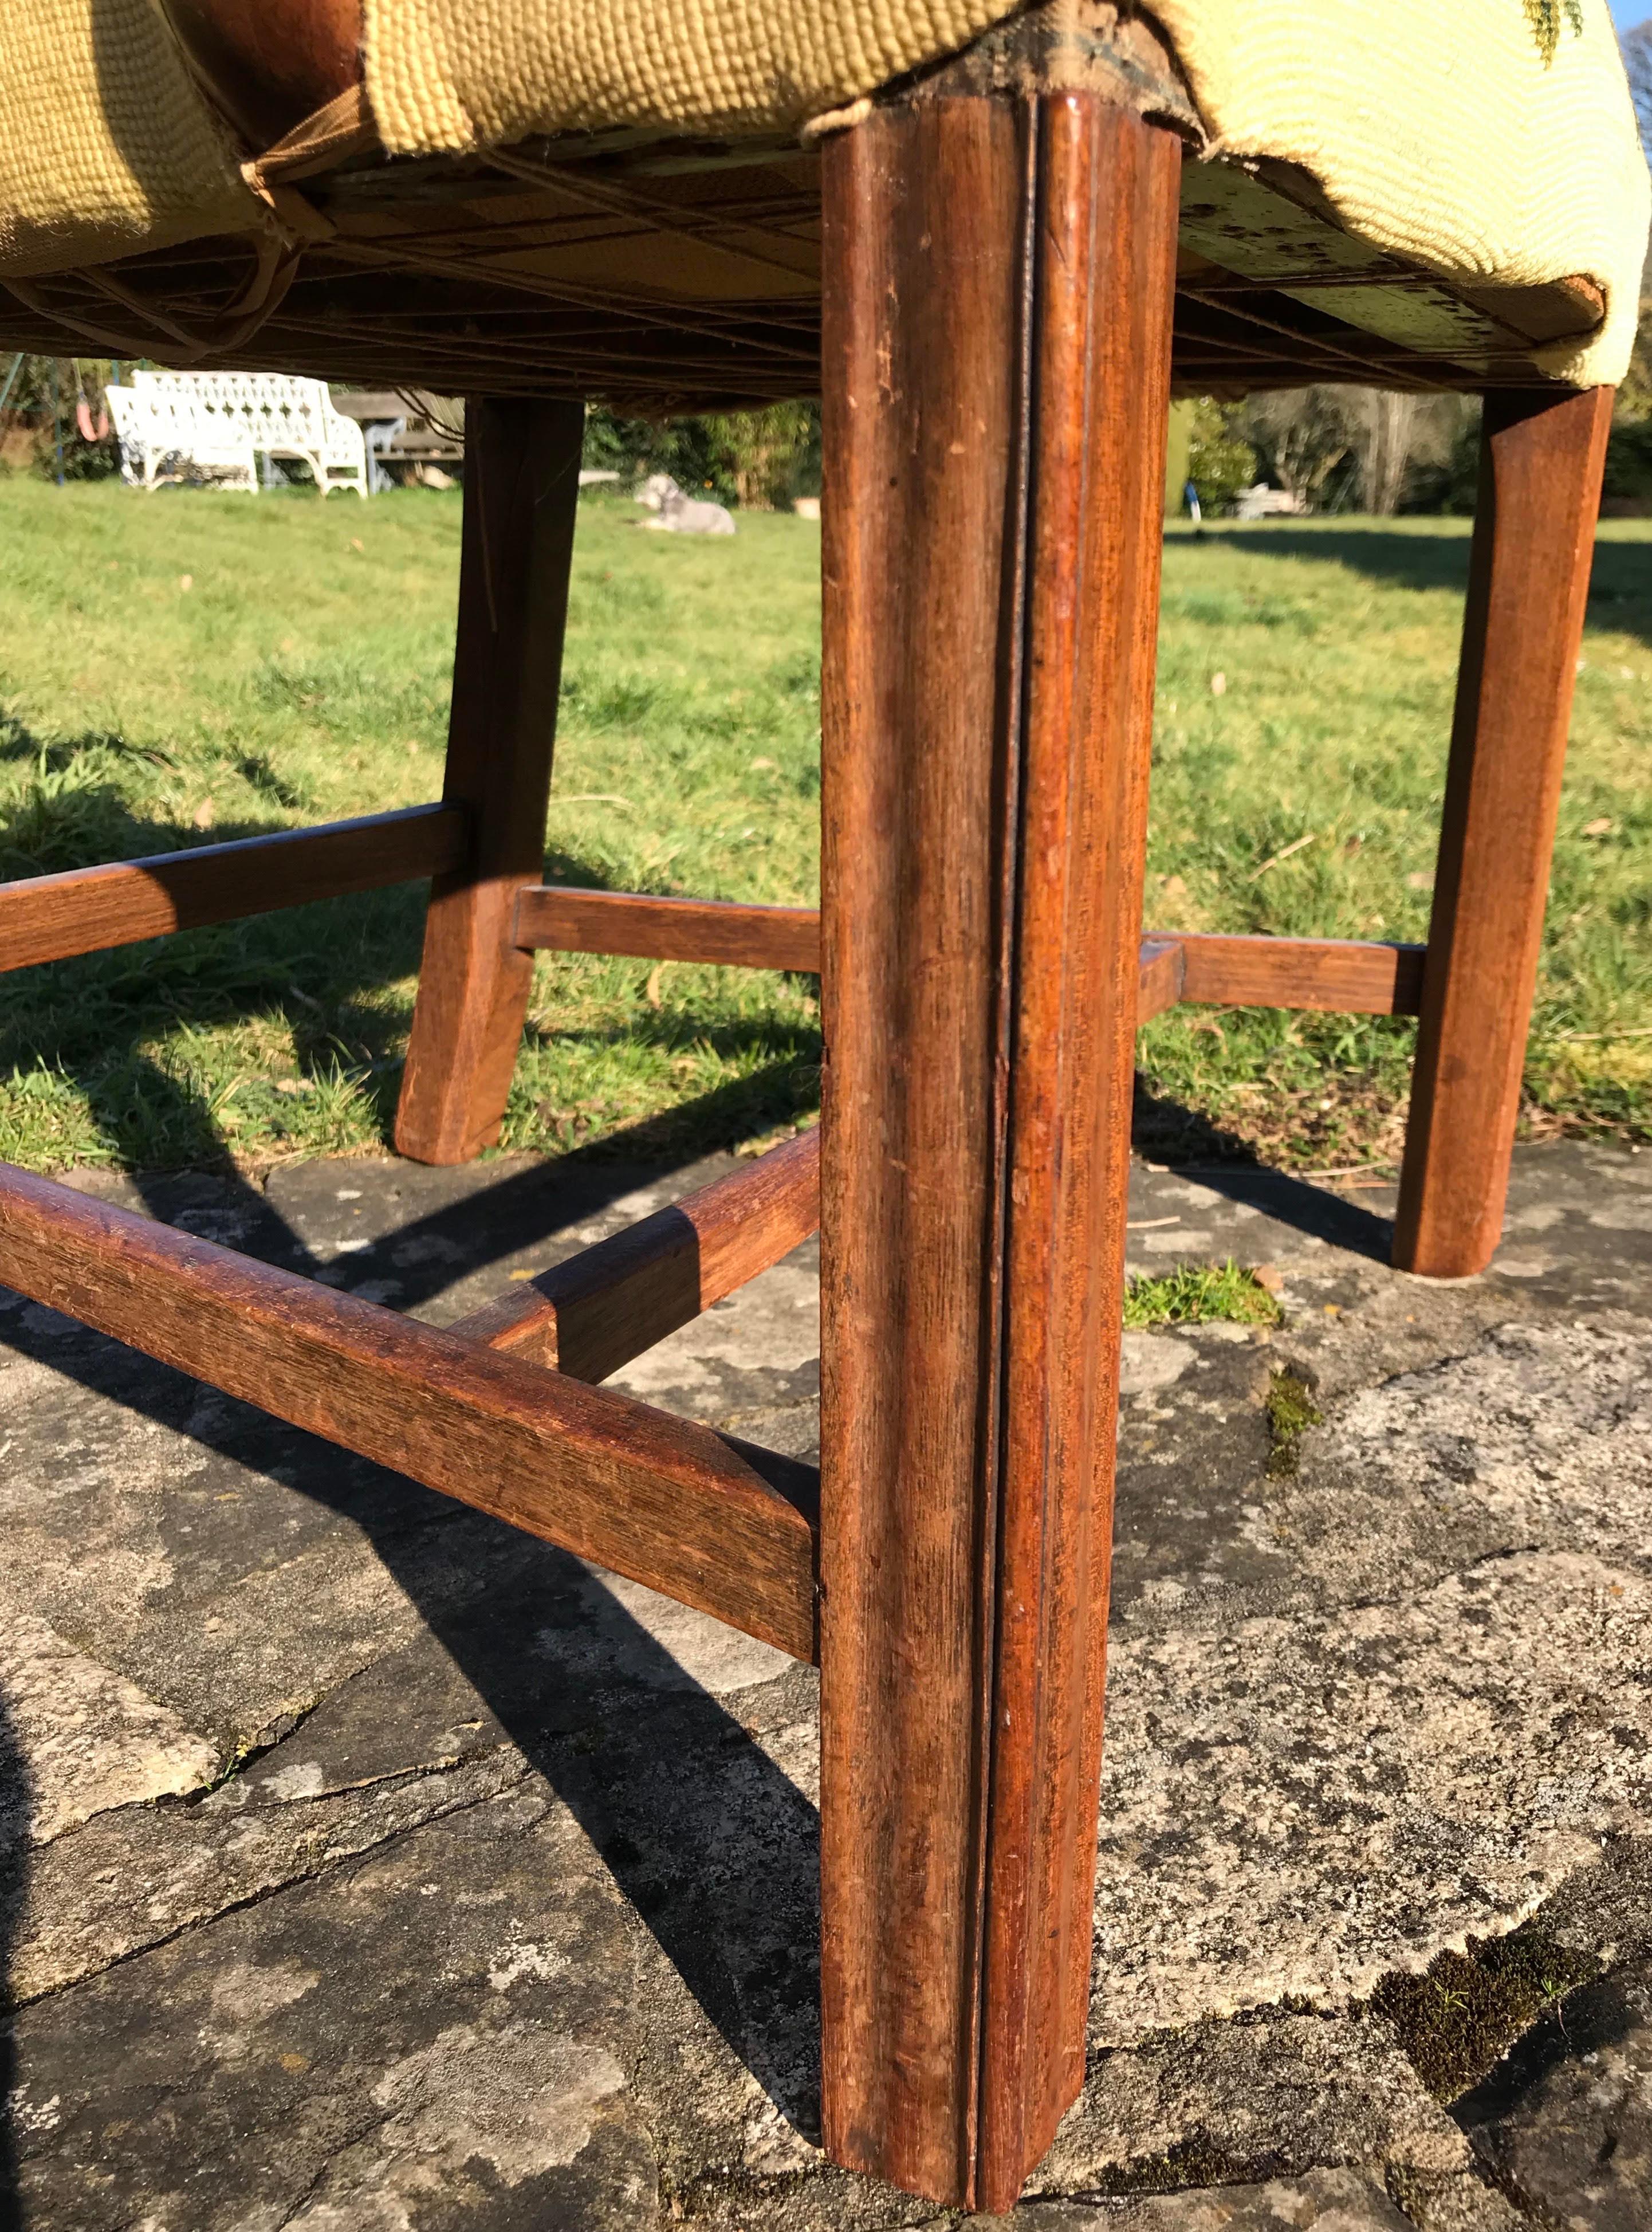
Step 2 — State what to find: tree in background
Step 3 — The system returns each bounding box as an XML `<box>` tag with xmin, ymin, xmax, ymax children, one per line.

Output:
<box><xmin>1356</xmin><ymin>390</ymin><xmax>1424</xmax><ymax>516</ymax></box>
<box><xmin>1238</xmin><ymin>388</ymin><xmax>1356</xmax><ymax>509</ymax></box>
<box><xmin>1401</xmin><ymin>404</ymin><xmax>1483</xmax><ymax>515</ymax></box>
<box><xmin>1182</xmin><ymin>395</ymin><xmax>1256</xmax><ymax>513</ymax></box>
<box><xmin>1622</xmin><ymin>18</ymin><xmax>1652</xmax><ymax>161</ymax></box>
<box><xmin>0</xmin><ymin>355</ymin><xmax>119</xmax><ymax>480</ymax></box>
<box><xmin>1619</xmin><ymin>297</ymin><xmax>1652</xmax><ymax>423</ymax></box>
<box><xmin>582</xmin><ymin>401</ymin><xmax>820</xmax><ymax>509</ymax></box>
<box><xmin>1216</xmin><ymin>386</ymin><xmax>1474</xmax><ymax>514</ymax></box>
<box><xmin>1604</xmin><ymin>0</ymin><xmax>1652</xmax><ymax>520</ymax></box>
<box><xmin>704</xmin><ymin>403</ymin><xmax>819</xmax><ymax>509</ymax></box>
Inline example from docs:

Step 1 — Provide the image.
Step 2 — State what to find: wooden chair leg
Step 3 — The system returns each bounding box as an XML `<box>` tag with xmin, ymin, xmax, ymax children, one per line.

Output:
<box><xmin>816</xmin><ymin>85</ymin><xmax>1181</xmax><ymax>2212</ymax></box>
<box><xmin>1393</xmin><ymin>386</ymin><xmax>1613</xmax><ymax>1277</ymax></box>
<box><xmin>395</xmin><ymin>397</ymin><xmax>584</xmax><ymax>1166</ymax></box>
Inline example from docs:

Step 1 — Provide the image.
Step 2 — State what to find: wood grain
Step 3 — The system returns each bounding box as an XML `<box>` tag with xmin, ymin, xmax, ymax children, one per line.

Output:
<box><xmin>160</xmin><ymin>0</ymin><xmax>363</xmax><ymax>148</ymax></box>
<box><xmin>514</xmin><ymin>893</ymin><xmax>1426</xmax><ymax>1023</ymax></box>
<box><xmin>1136</xmin><ymin>936</ymin><xmax>1186</xmax><ymax>1021</ymax></box>
<box><xmin>453</xmin><ymin>1127</ymin><xmax>820</xmax><ymax>1381</ymax></box>
<box><xmin>1168</xmin><ymin>931</ymin><xmax>1426</xmax><ymax>1015</ymax></box>
<box><xmin>818</xmin><ymin>85</ymin><xmax>1179</xmax><ymax>2212</ymax></box>
<box><xmin>1394</xmin><ymin>385</ymin><xmax>1613</xmax><ymax>1278</ymax></box>
<box><xmin>0</xmin><ymin>804</ymin><xmax>465</xmax><ymax>974</ymax></box>
<box><xmin>0</xmin><ymin>1160</ymin><xmax>819</xmax><ymax>1660</ymax></box>
<box><xmin>514</xmin><ymin>885</ymin><xmax>820</xmax><ymax>972</ymax></box>
<box><xmin>395</xmin><ymin>399</ymin><xmax>584</xmax><ymax>1167</ymax></box>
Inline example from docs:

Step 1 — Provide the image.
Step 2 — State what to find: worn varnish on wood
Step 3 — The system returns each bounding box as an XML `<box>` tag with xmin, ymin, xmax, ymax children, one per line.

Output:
<box><xmin>817</xmin><ymin>79</ymin><xmax>1180</xmax><ymax>2213</ymax></box>
<box><xmin>0</xmin><ymin>1161</ymin><xmax>819</xmax><ymax>1660</ymax></box>
<box><xmin>395</xmin><ymin>398</ymin><xmax>584</xmax><ymax>1166</ymax></box>
<box><xmin>454</xmin><ymin>1127</ymin><xmax>820</xmax><ymax>1381</ymax></box>
<box><xmin>0</xmin><ymin>803</ymin><xmax>465</xmax><ymax>973</ymax></box>
<box><xmin>1172</xmin><ymin>932</ymin><xmax>1426</xmax><ymax>1016</ymax></box>
<box><xmin>1394</xmin><ymin>384</ymin><xmax>1613</xmax><ymax>1278</ymax></box>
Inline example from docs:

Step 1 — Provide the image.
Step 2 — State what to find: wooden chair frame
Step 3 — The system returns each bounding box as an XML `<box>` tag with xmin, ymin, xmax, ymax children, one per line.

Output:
<box><xmin>0</xmin><ymin>63</ymin><xmax>1613</xmax><ymax>2222</ymax></box>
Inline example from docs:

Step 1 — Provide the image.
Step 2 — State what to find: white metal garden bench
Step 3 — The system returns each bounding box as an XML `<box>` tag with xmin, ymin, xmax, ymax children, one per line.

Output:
<box><xmin>107</xmin><ymin>379</ymin><xmax>255</xmax><ymax>492</ymax></box>
<box><xmin>107</xmin><ymin>372</ymin><xmax>368</xmax><ymax>497</ymax></box>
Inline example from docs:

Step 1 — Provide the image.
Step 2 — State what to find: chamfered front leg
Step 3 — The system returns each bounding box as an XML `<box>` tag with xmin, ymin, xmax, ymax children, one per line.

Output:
<box><xmin>816</xmin><ymin>84</ymin><xmax>1181</xmax><ymax>2213</ymax></box>
<box><xmin>395</xmin><ymin>397</ymin><xmax>583</xmax><ymax>1166</ymax></box>
<box><xmin>1394</xmin><ymin>385</ymin><xmax>1613</xmax><ymax>1277</ymax></box>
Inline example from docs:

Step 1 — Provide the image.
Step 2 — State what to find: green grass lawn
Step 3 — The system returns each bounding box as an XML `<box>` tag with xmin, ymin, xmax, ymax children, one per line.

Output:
<box><xmin>0</xmin><ymin>477</ymin><xmax>1647</xmax><ymax>1178</ymax></box>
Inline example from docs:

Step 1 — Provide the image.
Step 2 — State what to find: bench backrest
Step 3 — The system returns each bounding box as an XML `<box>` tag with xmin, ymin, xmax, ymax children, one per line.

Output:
<box><xmin>108</xmin><ymin>379</ymin><xmax>254</xmax><ymax>464</ymax></box>
<box><xmin>129</xmin><ymin>371</ymin><xmax>365</xmax><ymax>471</ymax></box>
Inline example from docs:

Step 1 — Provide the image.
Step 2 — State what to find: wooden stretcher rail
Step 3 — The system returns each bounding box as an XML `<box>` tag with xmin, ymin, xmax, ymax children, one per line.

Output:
<box><xmin>1169</xmin><ymin>932</ymin><xmax>1426</xmax><ymax>1015</ymax></box>
<box><xmin>515</xmin><ymin>885</ymin><xmax>822</xmax><ymax>971</ymax></box>
<box><xmin>0</xmin><ymin>803</ymin><xmax>469</xmax><ymax>973</ymax></box>
<box><xmin>514</xmin><ymin>886</ymin><xmax>1427</xmax><ymax>1017</ymax></box>
<box><xmin>0</xmin><ymin>1162</ymin><xmax>819</xmax><ymax>1661</ymax></box>
<box><xmin>455</xmin><ymin>1127</ymin><xmax>821</xmax><ymax>1382</ymax></box>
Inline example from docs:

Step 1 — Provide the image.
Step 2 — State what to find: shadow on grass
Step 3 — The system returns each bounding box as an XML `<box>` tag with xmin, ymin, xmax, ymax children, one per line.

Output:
<box><xmin>1206</xmin><ymin>526</ymin><xmax>1652</xmax><ymax>649</ymax></box>
<box><xmin>1</xmin><ymin>797</ymin><xmax>818</xmax><ymax>1180</ymax></box>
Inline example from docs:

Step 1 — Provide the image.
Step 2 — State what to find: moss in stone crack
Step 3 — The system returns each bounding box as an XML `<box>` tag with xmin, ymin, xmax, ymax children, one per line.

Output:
<box><xmin>1265</xmin><ymin>1368</ymin><xmax>1321</xmax><ymax>1477</ymax></box>
<box><xmin>1092</xmin><ymin>2135</ymin><xmax>1290</xmax><ymax>2197</ymax></box>
<box><xmin>1371</xmin><ymin>1926</ymin><xmax>1600</xmax><ymax>2102</ymax></box>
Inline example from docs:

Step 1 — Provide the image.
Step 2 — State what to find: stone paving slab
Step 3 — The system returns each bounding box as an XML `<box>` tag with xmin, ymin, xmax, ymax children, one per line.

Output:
<box><xmin>2</xmin><ymin>1137</ymin><xmax>1651</xmax><ymax>2226</ymax></box>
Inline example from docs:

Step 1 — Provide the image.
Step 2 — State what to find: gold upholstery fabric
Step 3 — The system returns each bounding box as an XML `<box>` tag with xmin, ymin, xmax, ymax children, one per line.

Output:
<box><xmin>1149</xmin><ymin>0</ymin><xmax>1649</xmax><ymax>387</ymax></box>
<box><xmin>1</xmin><ymin>0</ymin><xmax>1646</xmax><ymax>387</ymax></box>
<box><xmin>0</xmin><ymin>0</ymin><xmax>259</xmax><ymax>279</ymax></box>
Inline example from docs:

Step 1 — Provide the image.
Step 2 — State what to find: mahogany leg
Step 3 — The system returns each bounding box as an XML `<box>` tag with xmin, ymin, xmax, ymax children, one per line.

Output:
<box><xmin>395</xmin><ymin>397</ymin><xmax>584</xmax><ymax>1166</ymax></box>
<box><xmin>1394</xmin><ymin>386</ymin><xmax>1613</xmax><ymax>1277</ymax></box>
<box><xmin>817</xmin><ymin>87</ymin><xmax>1181</xmax><ymax>2211</ymax></box>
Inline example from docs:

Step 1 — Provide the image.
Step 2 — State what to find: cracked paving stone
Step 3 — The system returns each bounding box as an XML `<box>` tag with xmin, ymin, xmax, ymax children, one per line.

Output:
<box><xmin>10</xmin><ymin>1791</ymin><xmax>655</xmax><ymax>2230</ymax></box>
<box><xmin>2</xmin><ymin>1139</ymin><xmax>1652</xmax><ymax>2225</ymax></box>
<box><xmin>11</xmin><ymin>1746</ymin><xmax>533</xmax><ymax>2006</ymax></box>
<box><xmin>1092</xmin><ymin>1544</ymin><xmax>1652</xmax><ymax>2041</ymax></box>
<box><xmin>1025</xmin><ymin>2166</ymin><xmax>1419</xmax><ymax>2229</ymax></box>
<box><xmin>1453</xmin><ymin>1955</ymin><xmax>1652</xmax><ymax>2231</ymax></box>
<box><xmin>1032</xmin><ymin>2014</ymin><xmax>1474</xmax><ymax>2198</ymax></box>
<box><xmin>0</xmin><ymin>1613</ymin><xmax>217</xmax><ymax>1848</ymax></box>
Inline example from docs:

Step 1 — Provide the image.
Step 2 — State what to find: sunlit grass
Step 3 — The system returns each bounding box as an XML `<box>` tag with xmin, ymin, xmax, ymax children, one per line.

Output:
<box><xmin>0</xmin><ymin>481</ymin><xmax>1646</xmax><ymax>1174</ymax></box>
<box><xmin>1122</xmin><ymin>1259</ymin><xmax>1283</xmax><ymax>1329</ymax></box>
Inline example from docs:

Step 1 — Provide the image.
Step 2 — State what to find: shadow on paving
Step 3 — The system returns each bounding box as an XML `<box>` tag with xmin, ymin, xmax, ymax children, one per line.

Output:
<box><xmin>0</xmin><ymin>1070</ymin><xmax>827</xmax><ymax>2180</ymax></box>
<box><xmin>89</xmin><ymin>1048</ymin><xmax>820</xmax><ymax>1307</ymax></box>
<box><xmin>0</xmin><ymin>1695</ymin><xmax>26</xmax><ymax>2229</ymax></box>
<box><xmin>1132</xmin><ymin>1078</ymin><xmax>1395</xmax><ymax>1263</ymax></box>
<box><xmin>0</xmin><ymin>1049</ymin><xmax>1397</xmax><ymax>2190</ymax></box>
<box><xmin>0</xmin><ymin>807</ymin><xmax>825</xmax><ymax>2178</ymax></box>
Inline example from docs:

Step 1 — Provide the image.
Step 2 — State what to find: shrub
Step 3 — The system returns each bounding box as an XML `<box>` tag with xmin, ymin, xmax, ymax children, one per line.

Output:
<box><xmin>582</xmin><ymin>401</ymin><xmax>821</xmax><ymax>509</ymax></box>
<box><xmin>1185</xmin><ymin>398</ymin><xmax>1257</xmax><ymax>514</ymax></box>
